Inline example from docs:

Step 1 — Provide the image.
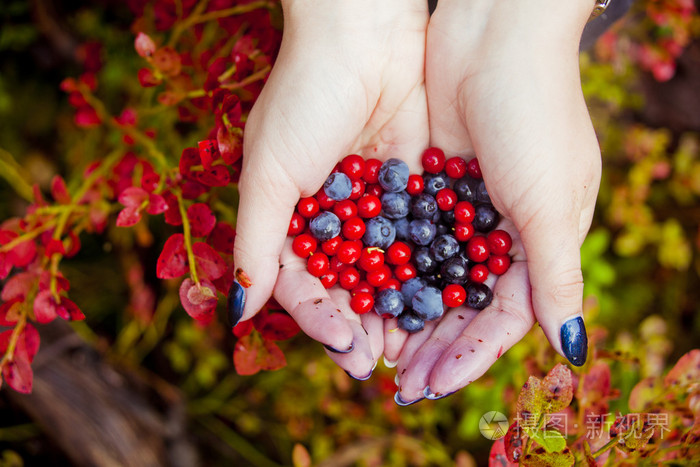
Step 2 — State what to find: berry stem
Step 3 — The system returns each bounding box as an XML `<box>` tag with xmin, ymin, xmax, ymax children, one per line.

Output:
<box><xmin>0</xmin><ymin>309</ymin><xmax>27</xmax><ymax>370</ymax></box>
<box><xmin>0</xmin><ymin>148</ymin><xmax>34</xmax><ymax>202</ymax></box>
<box><xmin>175</xmin><ymin>190</ymin><xmax>201</xmax><ymax>285</ymax></box>
<box><xmin>220</xmin><ymin>65</ymin><xmax>271</xmax><ymax>91</ymax></box>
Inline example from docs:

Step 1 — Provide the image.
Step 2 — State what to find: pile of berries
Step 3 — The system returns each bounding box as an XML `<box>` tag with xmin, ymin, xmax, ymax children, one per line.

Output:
<box><xmin>287</xmin><ymin>149</ymin><xmax>512</xmax><ymax>333</ymax></box>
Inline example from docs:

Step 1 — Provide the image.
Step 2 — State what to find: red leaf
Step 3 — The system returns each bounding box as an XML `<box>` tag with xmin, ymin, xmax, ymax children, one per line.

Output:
<box><xmin>235</xmin><ymin>268</ymin><xmax>253</xmax><ymax>288</ymax></box>
<box><xmin>50</xmin><ymin>175</ymin><xmax>71</xmax><ymax>204</ymax></box>
<box><xmin>74</xmin><ymin>106</ymin><xmax>101</xmax><ymax>127</ymax></box>
<box><xmin>118</xmin><ymin>186</ymin><xmax>149</xmax><ymax>207</ymax></box>
<box><xmin>6</xmin><ymin>237</ymin><xmax>37</xmax><ymax>268</ymax></box>
<box><xmin>489</xmin><ymin>438</ymin><xmax>519</xmax><ymax>467</ymax></box>
<box><xmin>137</xmin><ymin>67</ymin><xmax>161</xmax><ymax>87</ymax></box>
<box><xmin>664</xmin><ymin>349</ymin><xmax>700</xmax><ymax>388</ymax></box>
<box><xmin>57</xmin><ymin>296</ymin><xmax>85</xmax><ymax>321</ymax></box>
<box><xmin>207</xmin><ymin>222</ymin><xmax>236</xmax><ymax>253</ymax></box>
<box><xmin>19</xmin><ymin>324</ymin><xmax>40</xmax><ymax>363</ymax></box>
<box><xmin>1</xmin><ymin>271</ymin><xmax>36</xmax><ymax>301</ymax></box>
<box><xmin>0</xmin><ymin>252</ymin><xmax>11</xmax><ymax>279</ymax></box>
<box><xmin>179</xmin><ymin>147</ymin><xmax>200</xmax><ymax>180</ymax></box>
<box><xmin>196</xmin><ymin>166</ymin><xmax>230</xmax><ymax>187</ymax></box>
<box><xmin>45</xmin><ymin>238</ymin><xmax>66</xmax><ymax>257</ymax></box>
<box><xmin>233</xmin><ymin>319</ymin><xmax>253</xmax><ymax>338</ymax></box>
<box><xmin>156</xmin><ymin>234</ymin><xmax>189</xmax><ymax>279</ymax></box>
<box><xmin>192</xmin><ymin>242</ymin><xmax>226</xmax><ymax>280</ymax></box>
<box><xmin>162</xmin><ymin>192</ymin><xmax>183</xmax><ymax>226</ymax></box>
<box><xmin>257</xmin><ymin>313</ymin><xmax>300</xmax><ymax>341</ymax></box>
<box><xmin>33</xmin><ymin>290</ymin><xmax>58</xmax><ymax>323</ymax></box>
<box><xmin>178</xmin><ymin>278</ymin><xmax>217</xmax><ymax>323</ymax></box>
<box><xmin>3</xmin><ymin>357</ymin><xmax>33</xmax><ymax>393</ymax></box>
<box><xmin>146</xmin><ymin>193</ymin><xmax>168</xmax><ymax>215</ymax></box>
<box><xmin>187</xmin><ymin>203</ymin><xmax>216</xmax><ymax>237</ymax></box>
<box><xmin>0</xmin><ymin>329</ymin><xmax>10</xmax><ymax>353</ymax></box>
<box><xmin>181</xmin><ymin>179</ymin><xmax>208</xmax><ymax>200</ymax></box>
<box><xmin>233</xmin><ymin>334</ymin><xmax>287</xmax><ymax>376</ymax></box>
<box><xmin>217</xmin><ymin>126</ymin><xmax>242</xmax><ymax>165</ymax></box>
<box><xmin>0</xmin><ymin>298</ymin><xmax>22</xmax><ymax>326</ymax></box>
<box><xmin>503</xmin><ymin>422</ymin><xmax>524</xmax><ymax>463</ymax></box>
<box><xmin>65</xmin><ymin>231</ymin><xmax>81</xmax><ymax>258</ymax></box>
<box><xmin>116</xmin><ymin>206</ymin><xmax>142</xmax><ymax>227</ymax></box>
<box><xmin>134</xmin><ymin>32</ymin><xmax>156</xmax><ymax>58</ymax></box>
<box><xmin>197</xmin><ymin>140</ymin><xmax>218</xmax><ymax>170</ymax></box>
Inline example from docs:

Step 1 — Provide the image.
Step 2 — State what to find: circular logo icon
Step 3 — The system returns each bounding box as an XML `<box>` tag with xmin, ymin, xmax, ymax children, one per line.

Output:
<box><xmin>479</xmin><ymin>411</ymin><xmax>509</xmax><ymax>440</ymax></box>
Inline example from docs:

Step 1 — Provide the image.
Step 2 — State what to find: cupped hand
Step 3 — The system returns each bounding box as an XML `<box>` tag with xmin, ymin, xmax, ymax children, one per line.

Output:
<box><xmin>395</xmin><ymin>0</ymin><xmax>602</xmax><ymax>403</ymax></box>
<box><xmin>233</xmin><ymin>0</ymin><xmax>429</xmax><ymax>378</ymax></box>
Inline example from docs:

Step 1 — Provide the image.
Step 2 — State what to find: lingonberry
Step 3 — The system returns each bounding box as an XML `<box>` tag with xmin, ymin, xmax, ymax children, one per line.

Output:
<box><xmin>394</xmin><ymin>263</ymin><xmax>417</xmax><ymax>282</ymax></box>
<box><xmin>406</xmin><ymin>174</ymin><xmax>424</xmax><ymax>196</ymax></box>
<box><xmin>333</xmin><ymin>199</ymin><xmax>357</xmax><ymax>221</ymax></box>
<box><xmin>445</xmin><ymin>156</ymin><xmax>467</xmax><ymax>179</ymax></box>
<box><xmin>349</xmin><ymin>179</ymin><xmax>366</xmax><ymax>200</ymax></box>
<box><xmin>466</xmin><ymin>157</ymin><xmax>482</xmax><ymax>179</ymax></box>
<box><xmin>336</xmin><ymin>240</ymin><xmax>362</xmax><ymax>264</ymax></box>
<box><xmin>342</xmin><ymin>217</ymin><xmax>366</xmax><ymax>240</ymax></box>
<box><xmin>358</xmin><ymin>247</ymin><xmax>385</xmax><ymax>272</ymax></box>
<box><xmin>307</xmin><ymin>252</ymin><xmax>329</xmax><ymax>277</ymax></box>
<box><xmin>454</xmin><ymin>222</ymin><xmax>475</xmax><ymax>242</ymax></box>
<box><xmin>378</xmin><ymin>278</ymin><xmax>401</xmax><ymax>291</ymax></box>
<box><xmin>340</xmin><ymin>154</ymin><xmax>365</xmax><ymax>180</ymax></box>
<box><xmin>292</xmin><ymin>233</ymin><xmax>317</xmax><ymax>258</ymax></box>
<box><xmin>356</xmin><ymin>194</ymin><xmax>382</xmax><ymax>218</ymax></box>
<box><xmin>366</xmin><ymin>264</ymin><xmax>392</xmax><ymax>287</ymax></box>
<box><xmin>297</xmin><ymin>197</ymin><xmax>319</xmax><ymax>218</ymax></box>
<box><xmin>487</xmin><ymin>254</ymin><xmax>511</xmax><ymax>275</ymax></box>
<box><xmin>435</xmin><ymin>188</ymin><xmax>458</xmax><ymax>211</ymax></box>
<box><xmin>454</xmin><ymin>201</ymin><xmax>476</xmax><ymax>224</ymax></box>
<box><xmin>365</xmin><ymin>183</ymin><xmax>383</xmax><ymax>198</ymax></box>
<box><xmin>363</xmin><ymin>158</ymin><xmax>382</xmax><ymax>184</ymax></box>
<box><xmin>351</xmin><ymin>280</ymin><xmax>375</xmax><ymax>296</ymax></box>
<box><xmin>321</xmin><ymin>236</ymin><xmax>343</xmax><ymax>256</ymax></box>
<box><xmin>320</xmin><ymin>271</ymin><xmax>338</xmax><ymax>288</ymax></box>
<box><xmin>350</xmin><ymin>292</ymin><xmax>374</xmax><ymax>314</ymax></box>
<box><xmin>486</xmin><ymin>229</ymin><xmax>512</xmax><ymax>255</ymax></box>
<box><xmin>442</xmin><ymin>284</ymin><xmax>467</xmax><ymax>308</ymax></box>
<box><xmin>421</xmin><ymin>147</ymin><xmax>446</xmax><ymax>174</ymax></box>
<box><xmin>469</xmin><ymin>263</ymin><xmax>489</xmax><ymax>283</ymax></box>
<box><xmin>288</xmin><ymin>212</ymin><xmax>306</xmax><ymax>236</ymax></box>
<box><xmin>466</xmin><ymin>236</ymin><xmax>490</xmax><ymax>262</ymax></box>
<box><xmin>329</xmin><ymin>255</ymin><xmax>346</xmax><ymax>272</ymax></box>
<box><xmin>339</xmin><ymin>266</ymin><xmax>361</xmax><ymax>290</ymax></box>
<box><xmin>386</xmin><ymin>241</ymin><xmax>411</xmax><ymax>265</ymax></box>
<box><xmin>316</xmin><ymin>189</ymin><xmax>336</xmax><ymax>210</ymax></box>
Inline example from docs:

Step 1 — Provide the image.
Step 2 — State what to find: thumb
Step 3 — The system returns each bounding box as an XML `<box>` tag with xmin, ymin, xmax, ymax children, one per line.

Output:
<box><xmin>521</xmin><ymin>214</ymin><xmax>588</xmax><ymax>367</ymax></box>
<box><xmin>230</xmin><ymin>158</ymin><xmax>299</xmax><ymax>325</ymax></box>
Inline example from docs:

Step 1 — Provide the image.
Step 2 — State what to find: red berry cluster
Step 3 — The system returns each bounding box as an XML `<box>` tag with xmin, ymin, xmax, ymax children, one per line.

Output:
<box><xmin>287</xmin><ymin>149</ymin><xmax>513</xmax><ymax>326</ymax></box>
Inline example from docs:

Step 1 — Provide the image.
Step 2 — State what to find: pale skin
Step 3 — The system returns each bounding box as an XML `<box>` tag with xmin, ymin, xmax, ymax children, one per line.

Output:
<box><xmin>233</xmin><ymin>0</ymin><xmax>602</xmax><ymax>392</ymax></box>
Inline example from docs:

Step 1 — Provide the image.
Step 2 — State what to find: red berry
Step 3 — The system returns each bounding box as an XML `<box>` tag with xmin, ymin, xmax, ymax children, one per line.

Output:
<box><xmin>466</xmin><ymin>157</ymin><xmax>482</xmax><ymax>179</ymax></box>
<box><xmin>363</xmin><ymin>158</ymin><xmax>382</xmax><ymax>184</ymax></box>
<box><xmin>394</xmin><ymin>263</ymin><xmax>417</xmax><ymax>282</ymax></box>
<box><xmin>487</xmin><ymin>229</ymin><xmax>513</xmax><ymax>255</ymax></box>
<box><xmin>378</xmin><ymin>278</ymin><xmax>401</xmax><ymax>291</ymax></box>
<box><xmin>337</xmin><ymin>240</ymin><xmax>362</xmax><ymax>264</ymax></box>
<box><xmin>386</xmin><ymin>241</ymin><xmax>411</xmax><ymax>265</ymax></box>
<box><xmin>469</xmin><ymin>263</ymin><xmax>489</xmax><ymax>283</ymax></box>
<box><xmin>330</xmin><ymin>255</ymin><xmax>346</xmax><ymax>272</ymax></box>
<box><xmin>454</xmin><ymin>201</ymin><xmax>476</xmax><ymax>224</ymax></box>
<box><xmin>358</xmin><ymin>247</ymin><xmax>384</xmax><ymax>272</ymax></box>
<box><xmin>349</xmin><ymin>178</ymin><xmax>366</xmax><ymax>200</ymax></box>
<box><xmin>445</xmin><ymin>156</ymin><xmax>467</xmax><ymax>179</ymax></box>
<box><xmin>340</xmin><ymin>154</ymin><xmax>365</xmax><ymax>180</ymax></box>
<box><xmin>351</xmin><ymin>280</ymin><xmax>375</xmax><ymax>296</ymax></box>
<box><xmin>342</xmin><ymin>217</ymin><xmax>366</xmax><ymax>240</ymax></box>
<box><xmin>320</xmin><ymin>271</ymin><xmax>338</xmax><ymax>288</ymax></box>
<box><xmin>466</xmin><ymin>236</ymin><xmax>490</xmax><ymax>262</ymax></box>
<box><xmin>366</xmin><ymin>264</ymin><xmax>391</xmax><ymax>287</ymax></box>
<box><xmin>317</xmin><ymin>189</ymin><xmax>336</xmax><ymax>210</ymax></box>
<box><xmin>487</xmin><ymin>254</ymin><xmax>511</xmax><ymax>275</ymax></box>
<box><xmin>365</xmin><ymin>183</ymin><xmax>383</xmax><ymax>198</ymax></box>
<box><xmin>288</xmin><ymin>212</ymin><xmax>306</xmax><ymax>236</ymax></box>
<box><xmin>292</xmin><ymin>233</ymin><xmax>317</xmax><ymax>258</ymax></box>
<box><xmin>321</xmin><ymin>236</ymin><xmax>343</xmax><ymax>256</ymax></box>
<box><xmin>442</xmin><ymin>284</ymin><xmax>467</xmax><ymax>308</ymax></box>
<box><xmin>436</xmin><ymin>188</ymin><xmax>458</xmax><ymax>211</ymax></box>
<box><xmin>406</xmin><ymin>174</ymin><xmax>424</xmax><ymax>196</ymax></box>
<box><xmin>421</xmin><ymin>147</ymin><xmax>446</xmax><ymax>174</ymax></box>
<box><xmin>350</xmin><ymin>292</ymin><xmax>374</xmax><ymax>314</ymax></box>
<box><xmin>357</xmin><ymin>195</ymin><xmax>382</xmax><ymax>218</ymax></box>
<box><xmin>297</xmin><ymin>197</ymin><xmax>319</xmax><ymax>218</ymax></box>
<box><xmin>339</xmin><ymin>267</ymin><xmax>361</xmax><ymax>290</ymax></box>
<box><xmin>307</xmin><ymin>252</ymin><xmax>329</xmax><ymax>277</ymax></box>
<box><xmin>454</xmin><ymin>222</ymin><xmax>475</xmax><ymax>242</ymax></box>
<box><xmin>333</xmin><ymin>199</ymin><xmax>358</xmax><ymax>221</ymax></box>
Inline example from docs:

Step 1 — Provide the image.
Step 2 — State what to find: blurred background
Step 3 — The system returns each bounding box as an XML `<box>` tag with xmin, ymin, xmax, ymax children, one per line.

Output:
<box><xmin>0</xmin><ymin>1</ymin><xmax>699</xmax><ymax>466</ymax></box>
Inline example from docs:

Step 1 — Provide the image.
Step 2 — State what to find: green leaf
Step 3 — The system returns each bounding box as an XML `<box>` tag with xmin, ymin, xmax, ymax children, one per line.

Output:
<box><xmin>529</xmin><ymin>429</ymin><xmax>567</xmax><ymax>454</ymax></box>
<box><xmin>521</xmin><ymin>445</ymin><xmax>574</xmax><ymax>467</ymax></box>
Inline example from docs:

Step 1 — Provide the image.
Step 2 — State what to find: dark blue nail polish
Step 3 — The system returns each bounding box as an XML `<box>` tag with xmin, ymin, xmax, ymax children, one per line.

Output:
<box><xmin>423</xmin><ymin>386</ymin><xmax>455</xmax><ymax>400</ymax></box>
<box><xmin>394</xmin><ymin>392</ymin><xmax>424</xmax><ymax>406</ymax></box>
<box><xmin>560</xmin><ymin>316</ymin><xmax>588</xmax><ymax>367</ymax></box>
<box><xmin>324</xmin><ymin>342</ymin><xmax>354</xmax><ymax>354</ymax></box>
<box><xmin>345</xmin><ymin>369</ymin><xmax>372</xmax><ymax>381</ymax></box>
<box><xmin>227</xmin><ymin>280</ymin><xmax>246</xmax><ymax>328</ymax></box>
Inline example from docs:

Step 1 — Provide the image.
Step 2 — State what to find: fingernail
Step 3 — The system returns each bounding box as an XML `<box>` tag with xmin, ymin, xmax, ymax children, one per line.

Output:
<box><xmin>423</xmin><ymin>386</ymin><xmax>455</xmax><ymax>400</ymax></box>
<box><xmin>227</xmin><ymin>280</ymin><xmax>246</xmax><ymax>328</ymax></box>
<box><xmin>560</xmin><ymin>316</ymin><xmax>588</xmax><ymax>367</ymax></box>
<box><xmin>394</xmin><ymin>392</ymin><xmax>424</xmax><ymax>406</ymax></box>
<box><xmin>323</xmin><ymin>342</ymin><xmax>354</xmax><ymax>354</ymax></box>
<box><xmin>345</xmin><ymin>369</ymin><xmax>372</xmax><ymax>381</ymax></box>
<box><xmin>383</xmin><ymin>357</ymin><xmax>398</xmax><ymax>368</ymax></box>
<box><xmin>394</xmin><ymin>373</ymin><xmax>400</xmax><ymax>386</ymax></box>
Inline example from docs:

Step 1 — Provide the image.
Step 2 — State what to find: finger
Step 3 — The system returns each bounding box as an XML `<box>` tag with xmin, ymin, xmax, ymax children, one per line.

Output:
<box><xmin>395</xmin><ymin>319</ymin><xmax>438</xmax><ymax>382</ymax></box>
<box><xmin>382</xmin><ymin>318</ymin><xmax>408</xmax><ymax>367</ymax></box>
<box><xmin>275</xmin><ymin>238</ymin><xmax>354</xmax><ymax>352</ymax></box>
<box><xmin>426</xmin><ymin>260</ymin><xmax>535</xmax><ymax>395</ymax></box>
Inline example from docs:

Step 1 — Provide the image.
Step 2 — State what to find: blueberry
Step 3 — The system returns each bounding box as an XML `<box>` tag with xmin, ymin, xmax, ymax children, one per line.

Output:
<box><xmin>374</xmin><ymin>288</ymin><xmax>404</xmax><ymax>318</ymax></box>
<box><xmin>435</xmin><ymin>223</ymin><xmax>450</xmax><ymax>237</ymax></box>
<box><xmin>381</xmin><ymin>191</ymin><xmax>411</xmax><ymax>219</ymax></box>
<box><xmin>423</xmin><ymin>172</ymin><xmax>448</xmax><ymax>196</ymax></box>
<box><xmin>453</xmin><ymin>176</ymin><xmax>479</xmax><ymax>203</ymax></box>
<box><xmin>409</xmin><ymin>219</ymin><xmax>437</xmax><ymax>246</ymax></box>
<box><xmin>421</xmin><ymin>273</ymin><xmax>442</xmax><ymax>287</ymax></box>
<box><xmin>309</xmin><ymin>211</ymin><xmax>341</xmax><ymax>241</ymax></box>
<box><xmin>393</xmin><ymin>217</ymin><xmax>410</xmax><ymax>241</ymax></box>
<box><xmin>378</xmin><ymin>158</ymin><xmax>410</xmax><ymax>193</ymax></box>
<box><xmin>441</xmin><ymin>209</ymin><xmax>456</xmax><ymax>225</ymax></box>
<box><xmin>466</xmin><ymin>282</ymin><xmax>493</xmax><ymax>310</ymax></box>
<box><xmin>413</xmin><ymin>247</ymin><xmax>438</xmax><ymax>274</ymax></box>
<box><xmin>429</xmin><ymin>234</ymin><xmax>460</xmax><ymax>262</ymax></box>
<box><xmin>476</xmin><ymin>180</ymin><xmax>491</xmax><ymax>204</ymax></box>
<box><xmin>412</xmin><ymin>286</ymin><xmax>444</xmax><ymax>321</ymax></box>
<box><xmin>440</xmin><ymin>256</ymin><xmax>469</xmax><ymax>284</ymax></box>
<box><xmin>363</xmin><ymin>216</ymin><xmax>396</xmax><ymax>249</ymax></box>
<box><xmin>323</xmin><ymin>172</ymin><xmax>353</xmax><ymax>201</ymax></box>
<box><xmin>401</xmin><ymin>277</ymin><xmax>427</xmax><ymax>304</ymax></box>
<box><xmin>398</xmin><ymin>310</ymin><xmax>425</xmax><ymax>333</ymax></box>
<box><xmin>473</xmin><ymin>203</ymin><xmax>499</xmax><ymax>232</ymax></box>
<box><xmin>409</xmin><ymin>193</ymin><xmax>438</xmax><ymax>220</ymax></box>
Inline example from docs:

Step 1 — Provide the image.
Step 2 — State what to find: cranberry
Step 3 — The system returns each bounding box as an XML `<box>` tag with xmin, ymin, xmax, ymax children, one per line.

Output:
<box><xmin>406</xmin><ymin>174</ymin><xmax>424</xmax><ymax>196</ymax></box>
<box><xmin>340</xmin><ymin>154</ymin><xmax>365</xmax><ymax>180</ymax></box>
<box><xmin>307</xmin><ymin>252</ymin><xmax>329</xmax><ymax>277</ymax></box>
<box><xmin>378</xmin><ymin>278</ymin><xmax>401</xmax><ymax>291</ymax></box>
<box><xmin>394</xmin><ymin>263</ymin><xmax>417</xmax><ymax>282</ymax></box>
<box><xmin>297</xmin><ymin>197</ymin><xmax>319</xmax><ymax>218</ymax></box>
<box><xmin>365</xmin><ymin>183</ymin><xmax>383</xmax><ymax>198</ymax></box>
<box><xmin>386</xmin><ymin>241</ymin><xmax>411</xmax><ymax>265</ymax></box>
<box><xmin>454</xmin><ymin>222</ymin><xmax>475</xmax><ymax>242</ymax></box>
<box><xmin>292</xmin><ymin>233</ymin><xmax>317</xmax><ymax>258</ymax></box>
<box><xmin>349</xmin><ymin>179</ymin><xmax>366</xmax><ymax>200</ymax></box>
<box><xmin>469</xmin><ymin>263</ymin><xmax>489</xmax><ymax>283</ymax></box>
<box><xmin>357</xmin><ymin>194</ymin><xmax>382</xmax><ymax>218</ymax></box>
<box><xmin>487</xmin><ymin>229</ymin><xmax>513</xmax><ymax>255</ymax></box>
<box><xmin>363</xmin><ymin>158</ymin><xmax>382</xmax><ymax>184</ymax></box>
<box><xmin>329</xmin><ymin>255</ymin><xmax>346</xmax><ymax>272</ymax></box>
<box><xmin>466</xmin><ymin>157</ymin><xmax>482</xmax><ymax>179</ymax></box>
<box><xmin>358</xmin><ymin>247</ymin><xmax>384</xmax><ymax>272</ymax></box>
<box><xmin>333</xmin><ymin>199</ymin><xmax>357</xmax><ymax>221</ymax></box>
<box><xmin>445</xmin><ymin>156</ymin><xmax>467</xmax><ymax>179</ymax></box>
<box><xmin>342</xmin><ymin>217</ymin><xmax>366</xmax><ymax>240</ymax></box>
<box><xmin>366</xmin><ymin>264</ymin><xmax>392</xmax><ymax>287</ymax></box>
<box><xmin>435</xmin><ymin>188</ymin><xmax>458</xmax><ymax>211</ymax></box>
<box><xmin>336</xmin><ymin>240</ymin><xmax>362</xmax><ymax>264</ymax></box>
<box><xmin>487</xmin><ymin>254</ymin><xmax>511</xmax><ymax>275</ymax></box>
<box><xmin>454</xmin><ymin>201</ymin><xmax>475</xmax><ymax>224</ymax></box>
<box><xmin>320</xmin><ymin>271</ymin><xmax>338</xmax><ymax>288</ymax></box>
<box><xmin>339</xmin><ymin>266</ymin><xmax>361</xmax><ymax>290</ymax></box>
<box><xmin>351</xmin><ymin>280</ymin><xmax>375</xmax><ymax>296</ymax></box>
<box><xmin>317</xmin><ymin>189</ymin><xmax>336</xmax><ymax>210</ymax></box>
<box><xmin>466</xmin><ymin>236</ymin><xmax>490</xmax><ymax>262</ymax></box>
<box><xmin>421</xmin><ymin>147</ymin><xmax>446</xmax><ymax>174</ymax></box>
<box><xmin>350</xmin><ymin>292</ymin><xmax>374</xmax><ymax>314</ymax></box>
<box><xmin>321</xmin><ymin>236</ymin><xmax>343</xmax><ymax>256</ymax></box>
<box><xmin>288</xmin><ymin>212</ymin><xmax>305</xmax><ymax>236</ymax></box>
<box><xmin>442</xmin><ymin>284</ymin><xmax>466</xmax><ymax>308</ymax></box>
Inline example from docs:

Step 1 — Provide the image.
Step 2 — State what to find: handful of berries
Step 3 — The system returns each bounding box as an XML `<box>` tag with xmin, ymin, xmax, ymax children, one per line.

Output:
<box><xmin>288</xmin><ymin>148</ymin><xmax>512</xmax><ymax>333</ymax></box>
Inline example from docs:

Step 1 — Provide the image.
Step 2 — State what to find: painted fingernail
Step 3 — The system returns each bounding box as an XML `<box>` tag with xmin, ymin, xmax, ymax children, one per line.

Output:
<box><xmin>227</xmin><ymin>280</ymin><xmax>246</xmax><ymax>328</ymax></box>
<box><xmin>324</xmin><ymin>342</ymin><xmax>354</xmax><ymax>354</ymax></box>
<box><xmin>423</xmin><ymin>386</ymin><xmax>456</xmax><ymax>400</ymax></box>
<box><xmin>345</xmin><ymin>369</ymin><xmax>372</xmax><ymax>381</ymax></box>
<box><xmin>394</xmin><ymin>373</ymin><xmax>400</xmax><ymax>386</ymax></box>
<box><xmin>394</xmin><ymin>392</ymin><xmax>424</xmax><ymax>406</ymax></box>
<box><xmin>560</xmin><ymin>316</ymin><xmax>588</xmax><ymax>367</ymax></box>
<box><xmin>383</xmin><ymin>356</ymin><xmax>398</xmax><ymax>368</ymax></box>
